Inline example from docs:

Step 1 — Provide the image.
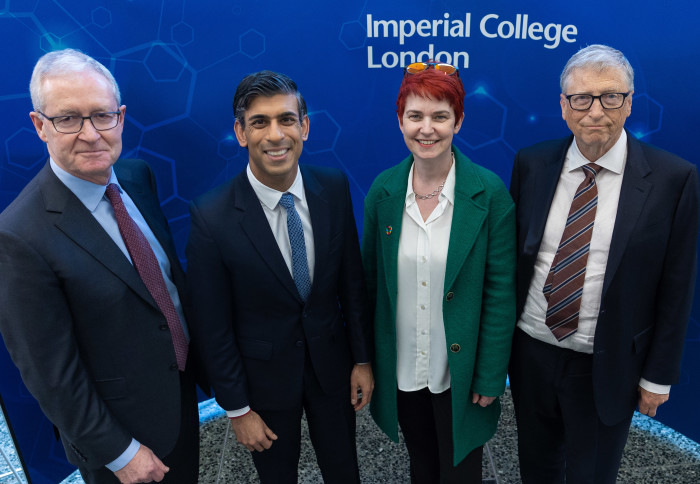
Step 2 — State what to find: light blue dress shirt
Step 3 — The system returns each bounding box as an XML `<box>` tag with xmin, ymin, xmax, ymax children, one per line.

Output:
<box><xmin>50</xmin><ymin>159</ymin><xmax>189</xmax><ymax>472</ymax></box>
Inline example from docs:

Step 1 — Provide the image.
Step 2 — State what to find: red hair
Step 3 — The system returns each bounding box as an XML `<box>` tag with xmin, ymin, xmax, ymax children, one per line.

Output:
<box><xmin>396</xmin><ymin>68</ymin><xmax>465</xmax><ymax>121</ymax></box>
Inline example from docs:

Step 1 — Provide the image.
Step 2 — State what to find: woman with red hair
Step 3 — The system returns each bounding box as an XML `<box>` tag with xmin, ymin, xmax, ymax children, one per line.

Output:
<box><xmin>362</xmin><ymin>62</ymin><xmax>516</xmax><ymax>483</ymax></box>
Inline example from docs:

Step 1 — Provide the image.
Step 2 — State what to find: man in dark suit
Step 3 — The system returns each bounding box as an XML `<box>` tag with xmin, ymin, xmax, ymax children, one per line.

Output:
<box><xmin>186</xmin><ymin>70</ymin><xmax>373</xmax><ymax>483</ymax></box>
<box><xmin>509</xmin><ymin>44</ymin><xmax>699</xmax><ymax>483</ymax></box>
<box><xmin>0</xmin><ymin>49</ymin><xmax>199</xmax><ymax>484</ymax></box>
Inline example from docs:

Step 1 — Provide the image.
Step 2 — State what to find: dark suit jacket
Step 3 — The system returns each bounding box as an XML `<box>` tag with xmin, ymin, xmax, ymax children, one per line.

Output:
<box><xmin>510</xmin><ymin>131</ymin><xmax>699</xmax><ymax>425</ymax></box>
<box><xmin>186</xmin><ymin>164</ymin><xmax>370</xmax><ymax>412</ymax></box>
<box><xmin>0</xmin><ymin>159</ymin><xmax>190</xmax><ymax>470</ymax></box>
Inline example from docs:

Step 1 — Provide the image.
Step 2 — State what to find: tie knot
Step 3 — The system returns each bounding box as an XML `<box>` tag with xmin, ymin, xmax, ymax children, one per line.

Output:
<box><xmin>104</xmin><ymin>183</ymin><xmax>121</xmax><ymax>203</ymax></box>
<box><xmin>279</xmin><ymin>193</ymin><xmax>295</xmax><ymax>210</ymax></box>
<box><xmin>582</xmin><ymin>163</ymin><xmax>602</xmax><ymax>179</ymax></box>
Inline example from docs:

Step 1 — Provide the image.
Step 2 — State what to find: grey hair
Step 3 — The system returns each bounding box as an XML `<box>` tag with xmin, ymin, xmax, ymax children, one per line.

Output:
<box><xmin>29</xmin><ymin>48</ymin><xmax>121</xmax><ymax>111</ymax></box>
<box><xmin>233</xmin><ymin>70</ymin><xmax>307</xmax><ymax>127</ymax></box>
<box><xmin>560</xmin><ymin>44</ymin><xmax>634</xmax><ymax>93</ymax></box>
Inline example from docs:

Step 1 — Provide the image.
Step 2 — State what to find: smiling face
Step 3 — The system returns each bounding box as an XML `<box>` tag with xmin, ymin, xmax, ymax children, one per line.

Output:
<box><xmin>561</xmin><ymin>66</ymin><xmax>632</xmax><ymax>161</ymax></box>
<box><xmin>29</xmin><ymin>70</ymin><xmax>125</xmax><ymax>185</ymax></box>
<box><xmin>398</xmin><ymin>94</ymin><xmax>463</xmax><ymax>165</ymax></box>
<box><xmin>234</xmin><ymin>93</ymin><xmax>309</xmax><ymax>192</ymax></box>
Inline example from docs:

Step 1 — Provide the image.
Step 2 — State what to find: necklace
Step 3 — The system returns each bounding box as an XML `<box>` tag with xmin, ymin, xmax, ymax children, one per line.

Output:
<box><xmin>414</xmin><ymin>152</ymin><xmax>453</xmax><ymax>200</ymax></box>
<box><xmin>415</xmin><ymin>180</ymin><xmax>446</xmax><ymax>200</ymax></box>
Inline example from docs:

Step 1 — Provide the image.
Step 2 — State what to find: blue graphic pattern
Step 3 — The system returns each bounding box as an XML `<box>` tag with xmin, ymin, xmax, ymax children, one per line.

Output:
<box><xmin>1</xmin><ymin>1</ymin><xmax>699</xmax><ymax>481</ymax></box>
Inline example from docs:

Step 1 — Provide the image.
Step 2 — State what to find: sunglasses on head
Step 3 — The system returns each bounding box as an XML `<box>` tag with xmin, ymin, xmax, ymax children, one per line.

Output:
<box><xmin>404</xmin><ymin>62</ymin><xmax>459</xmax><ymax>77</ymax></box>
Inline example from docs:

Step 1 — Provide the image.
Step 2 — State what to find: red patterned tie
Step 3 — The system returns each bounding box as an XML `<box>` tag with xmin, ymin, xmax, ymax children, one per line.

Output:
<box><xmin>105</xmin><ymin>184</ymin><xmax>188</xmax><ymax>370</ymax></box>
<box><xmin>543</xmin><ymin>163</ymin><xmax>601</xmax><ymax>341</ymax></box>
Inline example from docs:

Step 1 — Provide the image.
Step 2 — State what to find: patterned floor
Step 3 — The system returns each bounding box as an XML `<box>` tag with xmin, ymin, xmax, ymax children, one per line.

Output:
<box><xmin>3</xmin><ymin>388</ymin><xmax>700</xmax><ymax>483</ymax></box>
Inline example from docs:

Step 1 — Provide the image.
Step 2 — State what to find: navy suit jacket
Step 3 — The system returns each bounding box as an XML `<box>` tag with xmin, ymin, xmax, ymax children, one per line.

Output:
<box><xmin>0</xmin><ymin>159</ymin><xmax>191</xmax><ymax>470</ymax></box>
<box><xmin>186</xmin><ymin>164</ymin><xmax>370</xmax><ymax>412</ymax></box>
<box><xmin>510</xmin><ymin>131</ymin><xmax>699</xmax><ymax>425</ymax></box>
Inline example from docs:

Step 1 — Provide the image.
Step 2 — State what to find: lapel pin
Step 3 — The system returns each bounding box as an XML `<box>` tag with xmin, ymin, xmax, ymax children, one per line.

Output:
<box><xmin>386</xmin><ymin>225</ymin><xmax>392</xmax><ymax>235</ymax></box>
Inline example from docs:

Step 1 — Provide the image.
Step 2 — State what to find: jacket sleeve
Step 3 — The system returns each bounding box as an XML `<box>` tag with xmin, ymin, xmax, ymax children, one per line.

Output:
<box><xmin>186</xmin><ymin>200</ymin><xmax>250</xmax><ymax>411</ymax></box>
<box><xmin>0</xmin><ymin>230</ymin><xmax>133</xmax><ymax>469</ymax></box>
<box><xmin>643</xmin><ymin>165</ymin><xmax>699</xmax><ymax>384</ymax></box>
<box><xmin>471</xmin><ymin>187</ymin><xmax>517</xmax><ymax>397</ymax></box>
<box><xmin>337</xmin><ymin>174</ymin><xmax>372</xmax><ymax>364</ymax></box>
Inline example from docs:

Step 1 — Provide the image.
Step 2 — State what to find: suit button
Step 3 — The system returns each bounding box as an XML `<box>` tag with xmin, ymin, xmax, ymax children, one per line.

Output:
<box><xmin>295</xmin><ymin>341</ymin><xmax>304</xmax><ymax>347</ymax></box>
<box><xmin>160</xmin><ymin>324</ymin><xmax>168</xmax><ymax>331</ymax></box>
<box><xmin>170</xmin><ymin>363</ymin><xmax>178</xmax><ymax>370</ymax></box>
<box><xmin>446</xmin><ymin>292</ymin><xmax>454</xmax><ymax>301</ymax></box>
<box><xmin>450</xmin><ymin>343</ymin><xmax>461</xmax><ymax>353</ymax></box>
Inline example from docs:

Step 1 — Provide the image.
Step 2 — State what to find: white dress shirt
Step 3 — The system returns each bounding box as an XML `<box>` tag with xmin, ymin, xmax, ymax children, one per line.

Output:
<box><xmin>396</xmin><ymin>161</ymin><xmax>456</xmax><ymax>393</ymax></box>
<box><xmin>227</xmin><ymin>165</ymin><xmax>315</xmax><ymax>418</ymax></box>
<box><xmin>517</xmin><ymin>131</ymin><xmax>668</xmax><ymax>394</ymax></box>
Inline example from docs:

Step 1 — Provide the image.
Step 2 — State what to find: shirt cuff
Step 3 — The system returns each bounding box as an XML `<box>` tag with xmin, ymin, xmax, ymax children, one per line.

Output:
<box><xmin>226</xmin><ymin>406</ymin><xmax>251</xmax><ymax>418</ymax></box>
<box><xmin>639</xmin><ymin>378</ymin><xmax>671</xmax><ymax>395</ymax></box>
<box><xmin>105</xmin><ymin>439</ymin><xmax>140</xmax><ymax>472</ymax></box>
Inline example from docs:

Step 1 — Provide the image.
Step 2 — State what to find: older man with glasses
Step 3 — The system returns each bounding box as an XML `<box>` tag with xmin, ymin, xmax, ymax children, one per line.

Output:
<box><xmin>0</xmin><ymin>48</ymin><xmax>201</xmax><ymax>484</ymax></box>
<box><xmin>509</xmin><ymin>44</ymin><xmax>699</xmax><ymax>483</ymax></box>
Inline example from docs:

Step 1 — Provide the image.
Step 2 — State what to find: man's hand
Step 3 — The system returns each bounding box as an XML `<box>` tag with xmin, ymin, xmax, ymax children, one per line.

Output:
<box><xmin>350</xmin><ymin>363</ymin><xmax>374</xmax><ymax>411</ymax></box>
<box><xmin>638</xmin><ymin>386</ymin><xmax>669</xmax><ymax>417</ymax></box>
<box><xmin>471</xmin><ymin>393</ymin><xmax>497</xmax><ymax>408</ymax></box>
<box><xmin>230</xmin><ymin>411</ymin><xmax>278</xmax><ymax>452</ymax></box>
<box><xmin>114</xmin><ymin>444</ymin><xmax>168</xmax><ymax>484</ymax></box>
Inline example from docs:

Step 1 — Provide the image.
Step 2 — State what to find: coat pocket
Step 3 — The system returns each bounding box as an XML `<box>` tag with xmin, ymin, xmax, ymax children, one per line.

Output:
<box><xmin>239</xmin><ymin>338</ymin><xmax>274</xmax><ymax>361</ymax></box>
<box><xmin>633</xmin><ymin>327</ymin><xmax>653</xmax><ymax>354</ymax></box>
<box><xmin>94</xmin><ymin>377</ymin><xmax>127</xmax><ymax>400</ymax></box>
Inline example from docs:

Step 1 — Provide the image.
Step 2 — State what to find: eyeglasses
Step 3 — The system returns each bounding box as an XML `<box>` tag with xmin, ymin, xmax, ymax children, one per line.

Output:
<box><xmin>404</xmin><ymin>62</ymin><xmax>459</xmax><ymax>77</ymax></box>
<box><xmin>38</xmin><ymin>111</ymin><xmax>122</xmax><ymax>134</ymax></box>
<box><xmin>564</xmin><ymin>92</ymin><xmax>630</xmax><ymax>111</ymax></box>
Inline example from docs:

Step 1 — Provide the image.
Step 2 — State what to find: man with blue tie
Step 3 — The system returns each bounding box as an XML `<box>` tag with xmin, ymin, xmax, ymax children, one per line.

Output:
<box><xmin>0</xmin><ymin>49</ymin><xmax>199</xmax><ymax>483</ymax></box>
<box><xmin>509</xmin><ymin>44</ymin><xmax>699</xmax><ymax>483</ymax></box>
<box><xmin>186</xmin><ymin>70</ymin><xmax>373</xmax><ymax>483</ymax></box>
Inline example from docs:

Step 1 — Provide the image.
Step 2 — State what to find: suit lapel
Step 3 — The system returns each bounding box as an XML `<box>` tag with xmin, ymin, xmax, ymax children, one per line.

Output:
<box><xmin>302</xmin><ymin>166</ymin><xmax>328</xmax><ymax>297</ymax></box>
<box><xmin>119</xmin><ymin>176</ymin><xmax>173</xmax><ymax>262</ymax></box>
<box><xmin>235</xmin><ymin>172</ymin><xmax>301</xmax><ymax>302</ymax></box>
<box><xmin>40</xmin><ymin>166</ymin><xmax>157</xmax><ymax>308</ymax></box>
<box><xmin>602</xmin><ymin>134</ymin><xmax>651</xmax><ymax>295</ymax></box>
<box><xmin>444</xmin><ymin>155</ymin><xmax>487</xmax><ymax>291</ymax></box>
<box><xmin>523</xmin><ymin>139</ymin><xmax>571</xmax><ymax>258</ymax></box>
<box><xmin>376</xmin><ymin>159</ymin><xmax>412</xmax><ymax>313</ymax></box>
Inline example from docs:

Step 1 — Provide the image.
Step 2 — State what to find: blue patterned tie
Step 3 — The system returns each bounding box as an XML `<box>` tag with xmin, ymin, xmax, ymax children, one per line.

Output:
<box><xmin>279</xmin><ymin>193</ymin><xmax>311</xmax><ymax>301</ymax></box>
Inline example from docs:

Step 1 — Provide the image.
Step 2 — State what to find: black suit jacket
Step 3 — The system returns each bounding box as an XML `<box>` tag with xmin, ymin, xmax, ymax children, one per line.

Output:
<box><xmin>0</xmin><ymin>159</ymin><xmax>190</xmax><ymax>469</ymax></box>
<box><xmin>186</xmin><ymin>164</ymin><xmax>370</xmax><ymax>412</ymax></box>
<box><xmin>510</xmin><ymin>131</ymin><xmax>699</xmax><ymax>425</ymax></box>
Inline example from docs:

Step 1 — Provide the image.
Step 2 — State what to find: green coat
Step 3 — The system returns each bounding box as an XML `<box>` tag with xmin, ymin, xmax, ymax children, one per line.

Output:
<box><xmin>361</xmin><ymin>146</ymin><xmax>516</xmax><ymax>465</ymax></box>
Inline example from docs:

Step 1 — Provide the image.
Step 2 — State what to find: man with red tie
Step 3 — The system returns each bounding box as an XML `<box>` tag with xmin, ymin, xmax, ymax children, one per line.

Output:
<box><xmin>509</xmin><ymin>44</ymin><xmax>699</xmax><ymax>483</ymax></box>
<box><xmin>0</xmin><ymin>49</ymin><xmax>199</xmax><ymax>484</ymax></box>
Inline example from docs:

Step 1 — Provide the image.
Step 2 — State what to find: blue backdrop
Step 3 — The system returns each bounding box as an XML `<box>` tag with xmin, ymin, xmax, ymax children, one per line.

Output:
<box><xmin>1</xmin><ymin>1</ymin><xmax>699</xmax><ymax>481</ymax></box>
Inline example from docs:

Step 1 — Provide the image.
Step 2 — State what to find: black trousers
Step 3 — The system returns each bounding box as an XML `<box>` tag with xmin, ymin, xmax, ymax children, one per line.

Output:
<box><xmin>397</xmin><ymin>387</ymin><xmax>483</xmax><ymax>484</ymax></box>
<box><xmin>79</xmin><ymin>366</ymin><xmax>200</xmax><ymax>484</ymax></box>
<box><xmin>509</xmin><ymin>328</ymin><xmax>632</xmax><ymax>484</ymax></box>
<box><xmin>250</xmin><ymin>354</ymin><xmax>359</xmax><ymax>484</ymax></box>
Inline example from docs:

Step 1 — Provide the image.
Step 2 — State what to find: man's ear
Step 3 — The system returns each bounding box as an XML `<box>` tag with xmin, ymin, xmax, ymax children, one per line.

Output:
<box><xmin>29</xmin><ymin>112</ymin><xmax>49</xmax><ymax>143</ymax></box>
<box><xmin>301</xmin><ymin>115</ymin><xmax>309</xmax><ymax>141</ymax></box>
<box><xmin>233</xmin><ymin>119</ymin><xmax>248</xmax><ymax>147</ymax></box>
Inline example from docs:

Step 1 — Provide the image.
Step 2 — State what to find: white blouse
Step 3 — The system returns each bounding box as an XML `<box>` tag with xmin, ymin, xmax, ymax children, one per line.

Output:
<box><xmin>396</xmin><ymin>161</ymin><xmax>456</xmax><ymax>393</ymax></box>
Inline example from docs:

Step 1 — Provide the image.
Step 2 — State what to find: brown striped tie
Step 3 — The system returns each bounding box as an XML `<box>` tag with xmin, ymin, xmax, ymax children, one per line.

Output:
<box><xmin>543</xmin><ymin>163</ymin><xmax>601</xmax><ymax>341</ymax></box>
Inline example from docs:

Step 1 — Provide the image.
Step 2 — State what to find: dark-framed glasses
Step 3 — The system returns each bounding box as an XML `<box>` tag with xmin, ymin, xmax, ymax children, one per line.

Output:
<box><xmin>404</xmin><ymin>62</ymin><xmax>459</xmax><ymax>77</ymax></box>
<box><xmin>38</xmin><ymin>111</ymin><xmax>122</xmax><ymax>134</ymax></box>
<box><xmin>565</xmin><ymin>92</ymin><xmax>630</xmax><ymax>111</ymax></box>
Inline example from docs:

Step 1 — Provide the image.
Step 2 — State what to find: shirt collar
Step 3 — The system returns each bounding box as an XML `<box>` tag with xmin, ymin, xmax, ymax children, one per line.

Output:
<box><xmin>50</xmin><ymin>158</ymin><xmax>119</xmax><ymax>212</ymax></box>
<box><xmin>568</xmin><ymin>130</ymin><xmax>627</xmax><ymax>175</ymax></box>
<box><xmin>405</xmin><ymin>157</ymin><xmax>456</xmax><ymax>206</ymax></box>
<box><xmin>246</xmin><ymin>164</ymin><xmax>304</xmax><ymax>210</ymax></box>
